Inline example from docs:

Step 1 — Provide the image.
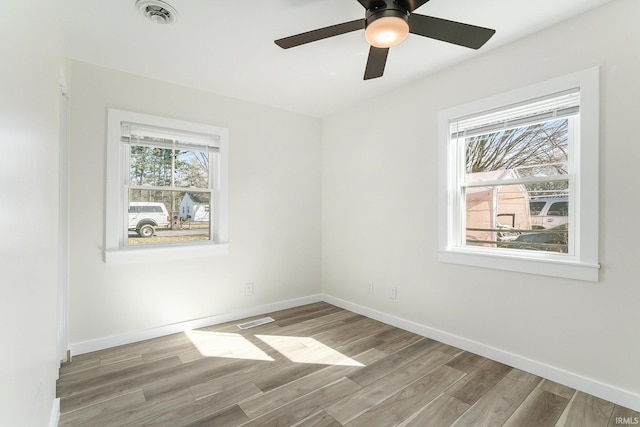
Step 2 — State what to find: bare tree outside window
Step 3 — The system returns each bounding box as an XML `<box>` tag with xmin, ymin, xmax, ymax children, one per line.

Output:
<box><xmin>466</xmin><ymin>119</ymin><xmax>568</xmax><ymax>197</ymax></box>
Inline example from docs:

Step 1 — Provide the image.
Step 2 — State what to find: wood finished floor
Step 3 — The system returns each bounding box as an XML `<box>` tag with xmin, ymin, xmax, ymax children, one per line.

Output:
<box><xmin>57</xmin><ymin>302</ymin><xmax>639</xmax><ymax>426</ymax></box>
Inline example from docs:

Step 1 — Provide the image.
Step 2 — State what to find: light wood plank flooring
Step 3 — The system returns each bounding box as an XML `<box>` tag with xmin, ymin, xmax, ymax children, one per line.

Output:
<box><xmin>57</xmin><ymin>302</ymin><xmax>639</xmax><ymax>426</ymax></box>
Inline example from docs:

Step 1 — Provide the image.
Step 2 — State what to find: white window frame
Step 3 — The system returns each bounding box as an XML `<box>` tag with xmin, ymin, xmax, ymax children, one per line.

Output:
<box><xmin>105</xmin><ymin>109</ymin><xmax>229</xmax><ymax>263</ymax></box>
<box><xmin>438</xmin><ymin>68</ymin><xmax>600</xmax><ymax>281</ymax></box>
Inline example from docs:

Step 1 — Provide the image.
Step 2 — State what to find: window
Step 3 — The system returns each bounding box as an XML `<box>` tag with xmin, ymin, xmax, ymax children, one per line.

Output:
<box><xmin>105</xmin><ymin>109</ymin><xmax>228</xmax><ymax>262</ymax></box>
<box><xmin>438</xmin><ymin>68</ymin><xmax>600</xmax><ymax>281</ymax></box>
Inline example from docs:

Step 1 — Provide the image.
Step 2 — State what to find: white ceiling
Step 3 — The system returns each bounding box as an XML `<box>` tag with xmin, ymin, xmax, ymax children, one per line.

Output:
<box><xmin>63</xmin><ymin>0</ymin><xmax>614</xmax><ymax>117</ymax></box>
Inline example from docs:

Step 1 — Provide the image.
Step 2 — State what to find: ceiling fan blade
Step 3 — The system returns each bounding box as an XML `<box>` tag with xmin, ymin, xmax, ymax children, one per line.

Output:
<box><xmin>408</xmin><ymin>14</ymin><xmax>495</xmax><ymax>49</ymax></box>
<box><xmin>275</xmin><ymin>19</ymin><xmax>365</xmax><ymax>49</ymax></box>
<box><xmin>363</xmin><ymin>46</ymin><xmax>389</xmax><ymax>80</ymax></box>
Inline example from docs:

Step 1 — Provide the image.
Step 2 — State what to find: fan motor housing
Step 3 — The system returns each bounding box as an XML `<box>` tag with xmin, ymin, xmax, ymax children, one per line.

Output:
<box><xmin>365</xmin><ymin>0</ymin><xmax>410</xmax><ymax>27</ymax></box>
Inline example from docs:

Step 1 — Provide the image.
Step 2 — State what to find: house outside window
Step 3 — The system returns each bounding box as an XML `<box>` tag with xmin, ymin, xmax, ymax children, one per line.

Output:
<box><xmin>105</xmin><ymin>109</ymin><xmax>229</xmax><ymax>263</ymax></box>
<box><xmin>438</xmin><ymin>68</ymin><xmax>600</xmax><ymax>281</ymax></box>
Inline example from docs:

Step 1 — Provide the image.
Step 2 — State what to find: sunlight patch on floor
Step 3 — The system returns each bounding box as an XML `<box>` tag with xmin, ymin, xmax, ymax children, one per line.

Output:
<box><xmin>255</xmin><ymin>335</ymin><xmax>364</xmax><ymax>366</ymax></box>
<box><xmin>185</xmin><ymin>330</ymin><xmax>274</xmax><ymax>361</ymax></box>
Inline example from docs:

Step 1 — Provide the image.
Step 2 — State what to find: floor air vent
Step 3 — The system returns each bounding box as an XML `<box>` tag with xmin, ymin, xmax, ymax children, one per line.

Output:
<box><xmin>236</xmin><ymin>317</ymin><xmax>275</xmax><ymax>330</ymax></box>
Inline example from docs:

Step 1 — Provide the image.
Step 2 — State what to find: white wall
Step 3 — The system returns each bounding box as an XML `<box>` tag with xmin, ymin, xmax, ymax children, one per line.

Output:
<box><xmin>0</xmin><ymin>1</ymin><xmax>64</xmax><ymax>425</ymax></box>
<box><xmin>322</xmin><ymin>0</ymin><xmax>640</xmax><ymax>407</ymax></box>
<box><xmin>67</xmin><ymin>61</ymin><xmax>322</xmax><ymax>345</ymax></box>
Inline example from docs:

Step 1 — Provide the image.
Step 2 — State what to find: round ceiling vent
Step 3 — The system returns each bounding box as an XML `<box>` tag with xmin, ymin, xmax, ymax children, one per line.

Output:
<box><xmin>136</xmin><ymin>0</ymin><xmax>178</xmax><ymax>24</ymax></box>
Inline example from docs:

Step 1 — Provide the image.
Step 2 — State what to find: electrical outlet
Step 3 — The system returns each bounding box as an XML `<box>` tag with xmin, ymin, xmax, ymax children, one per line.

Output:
<box><xmin>244</xmin><ymin>283</ymin><xmax>254</xmax><ymax>296</ymax></box>
<box><xmin>367</xmin><ymin>282</ymin><xmax>374</xmax><ymax>294</ymax></box>
<box><xmin>390</xmin><ymin>286</ymin><xmax>397</xmax><ymax>300</ymax></box>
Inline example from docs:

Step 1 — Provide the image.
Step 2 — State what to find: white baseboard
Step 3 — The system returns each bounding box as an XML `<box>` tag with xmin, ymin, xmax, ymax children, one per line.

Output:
<box><xmin>69</xmin><ymin>294</ymin><xmax>323</xmax><ymax>355</ymax></box>
<box><xmin>322</xmin><ymin>294</ymin><xmax>640</xmax><ymax>413</ymax></box>
<box><xmin>49</xmin><ymin>398</ymin><xmax>60</xmax><ymax>427</ymax></box>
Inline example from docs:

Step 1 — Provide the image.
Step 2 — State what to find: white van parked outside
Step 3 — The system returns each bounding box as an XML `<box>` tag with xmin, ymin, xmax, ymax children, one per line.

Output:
<box><xmin>529</xmin><ymin>197</ymin><xmax>568</xmax><ymax>229</ymax></box>
<box><xmin>128</xmin><ymin>202</ymin><xmax>170</xmax><ymax>237</ymax></box>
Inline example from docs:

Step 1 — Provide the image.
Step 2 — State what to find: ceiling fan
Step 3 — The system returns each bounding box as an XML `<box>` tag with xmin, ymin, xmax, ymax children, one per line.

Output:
<box><xmin>275</xmin><ymin>0</ymin><xmax>496</xmax><ymax>80</ymax></box>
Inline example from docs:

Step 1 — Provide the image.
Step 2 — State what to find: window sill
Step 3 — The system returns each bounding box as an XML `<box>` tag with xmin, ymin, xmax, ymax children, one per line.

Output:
<box><xmin>104</xmin><ymin>243</ymin><xmax>229</xmax><ymax>264</ymax></box>
<box><xmin>438</xmin><ymin>249</ymin><xmax>600</xmax><ymax>282</ymax></box>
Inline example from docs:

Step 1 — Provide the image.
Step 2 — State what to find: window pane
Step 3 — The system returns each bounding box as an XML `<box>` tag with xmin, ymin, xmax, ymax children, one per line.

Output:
<box><xmin>176</xmin><ymin>150</ymin><xmax>209</xmax><ymax>188</ymax></box>
<box><xmin>465</xmin><ymin>183</ymin><xmax>569</xmax><ymax>253</ymax></box>
<box><xmin>130</xmin><ymin>146</ymin><xmax>172</xmax><ymax>187</ymax></box>
<box><xmin>130</xmin><ymin>145</ymin><xmax>209</xmax><ymax>188</ymax></box>
<box><xmin>128</xmin><ymin>189</ymin><xmax>211</xmax><ymax>245</ymax></box>
<box><xmin>465</xmin><ymin>119</ymin><xmax>569</xmax><ymax>179</ymax></box>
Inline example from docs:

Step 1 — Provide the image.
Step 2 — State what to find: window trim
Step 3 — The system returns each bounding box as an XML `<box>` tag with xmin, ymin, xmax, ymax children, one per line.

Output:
<box><xmin>437</xmin><ymin>68</ymin><xmax>600</xmax><ymax>281</ymax></box>
<box><xmin>105</xmin><ymin>109</ymin><xmax>229</xmax><ymax>263</ymax></box>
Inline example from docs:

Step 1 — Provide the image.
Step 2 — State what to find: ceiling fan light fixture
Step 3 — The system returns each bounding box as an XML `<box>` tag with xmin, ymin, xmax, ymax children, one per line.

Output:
<box><xmin>365</xmin><ymin>12</ymin><xmax>409</xmax><ymax>48</ymax></box>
